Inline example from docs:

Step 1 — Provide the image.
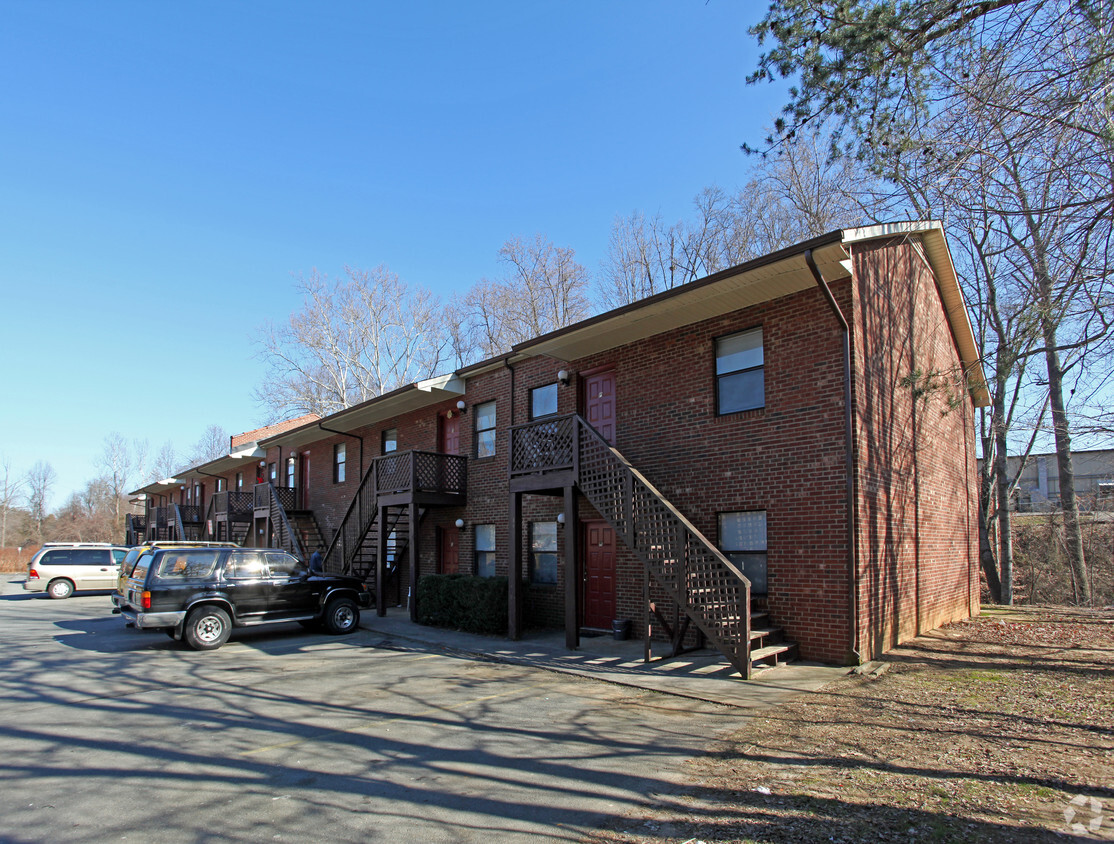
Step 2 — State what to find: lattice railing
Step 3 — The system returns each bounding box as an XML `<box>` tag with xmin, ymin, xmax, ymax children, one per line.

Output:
<box><xmin>509</xmin><ymin>416</ymin><xmax>576</xmax><ymax>476</ymax></box>
<box><xmin>178</xmin><ymin>505</ymin><xmax>202</xmax><ymax>523</ymax></box>
<box><xmin>515</xmin><ymin>413</ymin><xmax>752</xmax><ymax>676</ymax></box>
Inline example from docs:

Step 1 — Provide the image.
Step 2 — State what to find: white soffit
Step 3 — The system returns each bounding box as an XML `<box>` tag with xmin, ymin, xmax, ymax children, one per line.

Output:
<box><xmin>522</xmin><ymin>242</ymin><xmax>850</xmax><ymax>360</ymax></box>
<box><xmin>265</xmin><ymin>375</ymin><xmax>468</xmax><ymax>449</ymax></box>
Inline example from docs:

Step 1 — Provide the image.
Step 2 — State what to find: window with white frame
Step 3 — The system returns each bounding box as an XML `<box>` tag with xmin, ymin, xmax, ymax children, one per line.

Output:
<box><xmin>334</xmin><ymin>443</ymin><xmax>346</xmax><ymax>483</ymax></box>
<box><xmin>382</xmin><ymin>428</ymin><xmax>398</xmax><ymax>454</ymax></box>
<box><xmin>475</xmin><ymin>524</ymin><xmax>496</xmax><ymax>577</ymax></box>
<box><xmin>530</xmin><ymin>522</ymin><xmax>558</xmax><ymax>584</ymax></box>
<box><xmin>475</xmin><ymin>401</ymin><xmax>496</xmax><ymax>458</ymax></box>
<box><xmin>530</xmin><ymin>383</ymin><xmax>558</xmax><ymax>420</ymax></box>
<box><xmin>719</xmin><ymin>510</ymin><xmax>767</xmax><ymax>595</ymax></box>
<box><xmin>716</xmin><ymin>327</ymin><xmax>764</xmax><ymax>414</ymax></box>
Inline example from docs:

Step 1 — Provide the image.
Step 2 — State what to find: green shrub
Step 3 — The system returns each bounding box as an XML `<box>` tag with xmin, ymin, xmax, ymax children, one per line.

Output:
<box><xmin>417</xmin><ymin>574</ymin><xmax>508</xmax><ymax>635</ymax></box>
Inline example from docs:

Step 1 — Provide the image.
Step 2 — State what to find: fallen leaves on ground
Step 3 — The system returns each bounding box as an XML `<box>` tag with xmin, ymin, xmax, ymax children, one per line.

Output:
<box><xmin>587</xmin><ymin>606</ymin><xmax>1114</xmax><ymax>843</ymax></box>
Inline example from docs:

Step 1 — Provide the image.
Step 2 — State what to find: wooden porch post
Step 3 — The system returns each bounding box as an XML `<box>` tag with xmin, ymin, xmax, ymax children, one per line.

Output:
<box><xmin>408</xmin><ymin>500</ymin><xmax>419</xmax><ymax>623</ymax></box>
<box><xmin>564</xmin><ymin>484</ymin><xmax>579</xmax><ymax>650</ymax></box>
<box><xmin>509</xmin><ymin>491</ymin><xmax>523</xmax><ymax>640</ymax></box>
<box><xmin>376</xmin><ymin>504</ymin><xmax>388</xmax><ymax>617</ymax></box>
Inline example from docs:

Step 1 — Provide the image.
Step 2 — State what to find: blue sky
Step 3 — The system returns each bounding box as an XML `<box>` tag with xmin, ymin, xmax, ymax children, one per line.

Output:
<box><xmin>0</xmin><ymin>1</ymin><xmax>786</xmax><ymax>509</ymax></box>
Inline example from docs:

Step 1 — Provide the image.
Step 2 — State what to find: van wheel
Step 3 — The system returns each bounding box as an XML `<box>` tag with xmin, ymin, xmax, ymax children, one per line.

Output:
<box><xmin>183</xmin><ymin>606</ymin><xmax>231</xmax><ymax>650</ymax></box>
<box><xmin>47</xmin><ymin>579</ymin><xmax>75</xmax><ymax>600</ymax></box>
<box><xmin>323</xmin><ymin>598</ymin><xmax>359</xmax><ymax>634</ymax></box>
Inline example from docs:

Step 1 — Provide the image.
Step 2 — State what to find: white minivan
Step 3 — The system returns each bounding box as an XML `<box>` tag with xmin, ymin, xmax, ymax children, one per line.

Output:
<box><xmin>24</xmin><ymin>543</ymin><xmax>130</xmax><ymax>599</ymax></box>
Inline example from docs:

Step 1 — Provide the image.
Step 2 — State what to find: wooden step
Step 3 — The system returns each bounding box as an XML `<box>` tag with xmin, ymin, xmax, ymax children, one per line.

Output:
<box><xmin>750</xmin><ymin>641</ymin><xmax>798</xmax><ymax>668</ymax></box>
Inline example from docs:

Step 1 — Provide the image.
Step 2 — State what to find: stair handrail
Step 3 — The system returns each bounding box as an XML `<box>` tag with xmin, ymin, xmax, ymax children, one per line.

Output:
<box><xmin>171</xmin><ymin>504</ymin><xmax>186</xmax><ymax>542</ymax></box>
<box><xmin>321</xmin><ymin>451</ymin><xmax>381</xmax><ymax>575</ymax></box>
<box><xmin>569</xmin><ymin>413</ymin><xmax>753</xmax><ymax>677</ymax></box>
<box><xmin>266</xmin><ymin>483</ymin><xmax>306</xmax><ymax>560</ymax></box>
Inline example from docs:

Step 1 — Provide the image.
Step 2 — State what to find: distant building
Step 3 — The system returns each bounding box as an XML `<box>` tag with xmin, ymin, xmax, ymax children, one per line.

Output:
<box><xmin>1001</xmin><ymin>449</ymin><xmax>1114</xmax><ymax>512</ymax></box>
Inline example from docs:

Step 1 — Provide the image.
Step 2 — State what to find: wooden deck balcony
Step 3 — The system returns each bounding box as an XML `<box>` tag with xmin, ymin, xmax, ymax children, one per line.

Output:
<box><xmin>373</xmin><ymin>450</ymin><xmax>468</xmax><ymax>506</ymax></box>
<box><xmin>509</xmin><ymin>414</ymin><xmax>577</xmax><ymax>492</ymax></box>
<box><xmin>255</xmin><ymin>483</ymin><xmax>297</xmax><ymax>517</ymax></box>
<box><xmin>212</xmin><ymin>490</ymin><xmax>254</xmax><ymax>522</ymax></box>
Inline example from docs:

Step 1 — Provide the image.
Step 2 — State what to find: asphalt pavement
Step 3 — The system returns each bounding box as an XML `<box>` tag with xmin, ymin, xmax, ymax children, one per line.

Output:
<box><xmin>0</xmin><ymin>574</ymin><xmax>844</xmax><ymax>843</ymax></box>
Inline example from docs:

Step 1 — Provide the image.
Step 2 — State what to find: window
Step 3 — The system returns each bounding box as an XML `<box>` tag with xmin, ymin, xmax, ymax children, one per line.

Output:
<box><xmin>530</xmin><ymin>522</ymin><xmax>558</xmax><ymax>584</ymax></box>
<box><xmin>269</xmin><ymin>462</ymin><xmax>277</xmax><ymax>483</ymax></box>
<box><xmin>530</xmin><ymin>383</ymin><xmax>558</xmax><ymax>419</ymax></box>
<box><xmin>382</xmin><ymin>428</ymin><xmax>398</xmax><ymax>453</ymax></box>
<box><xmin>475</xmin><ymin>401</ymin><xmax>496</xmax><ymax>458</ymax></box>
<box><xmin>334</xmin><ymin>443</ymin><xmax>346</xmax><ymax>483</ymax></box>
<box><xmin>224</xmin><ymin>551</ymin><xmax>267</xmax><ymax>580</ymax></box>
<box><xmin>215</xmin><ymin>477</ymin><xmax>225</xmax><ymax>492</ymax></box>
<box><xmin>265</xmin><ymin>551</ymin><xmax>301</xmax><ymax>578</ymax></box>
<box><xmin>719</xmin><ymin>511</ymin><xmax>767</xmax><ymax>595</ymax></box>
<box><xmin>286</xmin><ymin>456</ymin><xmax>295</xmax><ymax>488</ymax></box>
<box><xmin>235</xmin><ymin>472</ymin><xmax>243</xmax><ymax>491</ymax></box>
<box><xmin>475</xmin><ymin>524</ymin><xmax>496</xmax><ymax>577</ymax></box>
<box><xmin>716</xmin><ymin>327</ymin><xmax>764</xmax><ymax>414</ymax></box>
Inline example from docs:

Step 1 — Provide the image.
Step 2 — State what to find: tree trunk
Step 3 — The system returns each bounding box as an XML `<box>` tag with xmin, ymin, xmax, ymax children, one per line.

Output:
<box><xmin>994</xmin><ymin>416</ymin><xmax>1015</xmax><ymax>605</ymax></box>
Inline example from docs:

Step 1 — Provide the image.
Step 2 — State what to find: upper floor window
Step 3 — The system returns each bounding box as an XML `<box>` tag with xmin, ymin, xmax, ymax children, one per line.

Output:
<box><xmin>382</xmin><ymin>428</ymin><xmax>398</xmax><ymax>454</ymax></box>
<box><xmin>475</xmin><ymin>524</ymin><xmax>496</xmax><ymax>577</ymax></box>
<box><xmin>269</xmin><ymin>462</ymin><xmax>277</xmax><ymax>483</ymax></box>
<box><xmin>235</xmin><ymin>472</ymin><xmax>243</xmax><ymax>491</ymax></box>
<box><xmin>286</xmin><ymin>457</ymin><xmax>295</xmax><ymax>488</ymax></box>
<box><xmin>716</xmin><ymin>327</ymin><xmax>764</xmax><ymax>414</ymax></box>
<box><xmin>334</xmin><ymin>443</ymin><xmax>346</xmax><ymax>483</ymax></box>
<box><xmin>215</xmin><ymin>477</ymin><xmax>225</xmax><ymax>492</ymax></box>
<box><xmin>719</xmin><ymin>510</ymin><xmax>767</xmax><ymax>595</ymax></box>
<box><xmin>530</xmin><ymin>383</ymin><xmax>558</xmax><ymax>420</ymax></box>
<box><xmin>475</xmin><ymin>401</ymin><xmax>496</xmax><ymax>458</ymax></box>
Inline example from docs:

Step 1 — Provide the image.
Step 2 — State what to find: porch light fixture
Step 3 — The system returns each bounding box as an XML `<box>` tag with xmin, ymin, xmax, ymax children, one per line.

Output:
<box><xmin>557</xmin><ymin>369</ymin><xmax>570</xmax><ymax>386</ymax></box>
<box><xmin>259</xmin><ymin>460</ymin><xmax>265</xmax><ymax>467</ymax></box>
<box><xmin>454</xmin><ymin>518</ymin><xmax>465</xmax><ymax>530</ymax></box>
<box><xmin>456</xmin><ymin>400</ymin><xmax>467</xmax><ymax>412</ymax></box>
<box><xmin>556</xmin><ymin>512</ymin><xmax>566</xmax><ymax>525</ymax></box>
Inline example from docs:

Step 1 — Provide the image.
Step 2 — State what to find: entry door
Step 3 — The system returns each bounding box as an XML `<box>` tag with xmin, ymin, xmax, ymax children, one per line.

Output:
<box><xmin>439</xmin><ymin>526</ymin><xmax>459</xmax><ymax>574</ymax></box>
<box><xmin>582</xmin><ymin>520</ymin><xmax>616</xmax><ymax>629</ymax></box>
<box><xmin>440</xmin><ymin>412</ymin><xmax>460</xmax><ymax>454</ymax></box>
<box><xmin>300</xmin><ymin>452</ymin><xmax>310</xmax><ymax>509</ymax></box>
<box><xmin>584</xmin><ymin>369</ymin><xmax>616</xmax><ymax>445</ymax></box>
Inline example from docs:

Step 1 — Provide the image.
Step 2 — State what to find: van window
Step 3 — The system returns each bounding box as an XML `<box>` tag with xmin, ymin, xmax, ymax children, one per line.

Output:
<box><xmin>41</xmin><ymin>549</ymin><xmax>111</xmax><ymax>566</ymax></box>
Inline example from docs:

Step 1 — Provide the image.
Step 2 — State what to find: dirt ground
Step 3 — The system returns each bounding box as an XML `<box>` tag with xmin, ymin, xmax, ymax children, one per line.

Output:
<box><xmin>588</xmin><ymin>606</ymin><xmax>1114</xmax><ymax>843</ymax></box>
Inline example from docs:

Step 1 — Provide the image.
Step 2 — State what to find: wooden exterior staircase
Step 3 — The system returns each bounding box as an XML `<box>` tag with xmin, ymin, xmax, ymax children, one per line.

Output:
<box><xmin>510</xmin><ymin>412</ymin><xmax>793</xmax><ymax>679</ymax></box>
<box><xmin>321</xmin><ymin>449</ymin><xmax>466</xmax><ymax>617</ymax></box>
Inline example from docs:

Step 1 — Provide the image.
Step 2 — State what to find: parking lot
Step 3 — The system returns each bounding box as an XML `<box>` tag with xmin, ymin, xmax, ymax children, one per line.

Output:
<box><xmin>0</xmin><ymin>576</ymin><xmax>749</xmax><ymax>843</ymax></box>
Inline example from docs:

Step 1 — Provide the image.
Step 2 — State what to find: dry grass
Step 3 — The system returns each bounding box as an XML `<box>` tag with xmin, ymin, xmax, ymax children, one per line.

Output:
<box><xmin>588</xmin><ymin>606</ymin><xmax>1114</xmax><ymax>843</ymax></box>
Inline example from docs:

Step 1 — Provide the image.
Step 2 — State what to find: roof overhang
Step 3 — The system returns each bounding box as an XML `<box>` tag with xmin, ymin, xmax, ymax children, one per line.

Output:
<box><xmin>513</xmin><ymin>221</ymin><xmax>989</xmax><ymax>408</ymax></box>
<box><xmin>260</xmin><ymin>374</ymin><xmax>468</xmax><ymax>449</ymax></box>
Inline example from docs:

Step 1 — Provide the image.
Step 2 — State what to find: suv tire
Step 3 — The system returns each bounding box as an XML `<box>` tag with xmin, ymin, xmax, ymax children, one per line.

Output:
<box><xmin>183</xmin><ymin>606</ymin><xmax>232</xmax><ymax>650</ymax></box>
<box><xmin>323</xmin><ymin>597</ymin><xmax>359</xmax><ymax>634</ymax></box>
<box><xmin>47</xmin><ymin>579</ymin><xmax>75</xmax><ymax>600</ymax></box>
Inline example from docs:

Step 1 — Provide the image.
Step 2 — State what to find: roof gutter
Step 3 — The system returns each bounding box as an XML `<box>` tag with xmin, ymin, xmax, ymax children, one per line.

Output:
<box><xmin>805</xmin><ymin>247</ymin><xmax>862</xmax><ymax>665</ymax></box>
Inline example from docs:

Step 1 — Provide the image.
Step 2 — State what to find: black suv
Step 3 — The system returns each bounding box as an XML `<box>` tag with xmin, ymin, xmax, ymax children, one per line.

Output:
<box><xmin>118</xmin><ymin>547</ymin><xmax>371</xmax><ymax>650</ymax></box>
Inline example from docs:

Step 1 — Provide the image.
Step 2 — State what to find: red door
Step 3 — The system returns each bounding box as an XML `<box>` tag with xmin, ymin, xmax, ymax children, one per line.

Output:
<box><xmin>582</xmin><ymin>520</ymin><xmax>616</xmax><ymax>629</ymax></box>
<box><xmin>440</xmin><ymin>412</ymin><xmax>460</xmax><ymax>454</ymax></box>
<box><xmin>584</xmin><ymin>369</ymin><xmax>616</xmax><ymax>445</ymax></box>
<box><xmin>440</xmin><ymin>526</ymin><xmax>459</xmax><ymax>574</ymax></box>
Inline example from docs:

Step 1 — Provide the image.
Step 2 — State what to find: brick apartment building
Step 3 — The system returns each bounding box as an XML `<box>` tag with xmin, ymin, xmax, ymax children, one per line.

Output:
<box><xmin>130</xmin><ymin>221</ymin><xmax>989</xmax><ymax>677</ymax></box>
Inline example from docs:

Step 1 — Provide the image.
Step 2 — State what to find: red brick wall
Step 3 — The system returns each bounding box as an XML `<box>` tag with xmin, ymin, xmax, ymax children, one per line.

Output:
<box><xmin>567</xmin><ymin>285</ymin><xmax>853</xmax><ymax>661</ymax></box>
<box><xmin>850</xmin><ymin>238</ymin><xmax>979</xmax><ymax>661</ymax></box>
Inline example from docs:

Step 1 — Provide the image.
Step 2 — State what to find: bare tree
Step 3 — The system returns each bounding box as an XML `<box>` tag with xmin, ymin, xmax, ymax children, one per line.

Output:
<box><xmin>451</xmin><ymin>236</ymin><xmax>593</xmax><ymax>363</ymax></box>
<box><xmin>0</xmin><ymin>455</ymin><xmax>25</xmax><ymax>550</ymax></box>
<box><xmin>25</xmin><ymin>461</ymin><xmax>56</xmax><ymax>545</ymax></box>
<box><xmin>599</xmin><ymin>131</ymin><xmax>884</xmax><ymax>309</ymax></box>
<box><xmin>150</xmin><ymin>441</ymin><xmax>179</xmax><ymax>482</ymax></box>
<box><xmin>98</xmin><ymin>433</ymin><xmax>147</xmax><ymax>524</ymax></box>
<box><xmin>54</xmin><ymin>478</ymin><xmax>117</xmax><ymax>543</ymax></box>
<box><xmin>256</xmin><ymin>265</ymin><xmax>451</xmax><ymax>418</ymax></box>
<box><xmin>188</xmin><ymin>424</ymin><xmax>230</xmax><ymax>467</ymax></box>
<box><xmin>750</xmin><ymin>0</ymin><xmax>1114</xmax><ymax>604</ymax></box>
